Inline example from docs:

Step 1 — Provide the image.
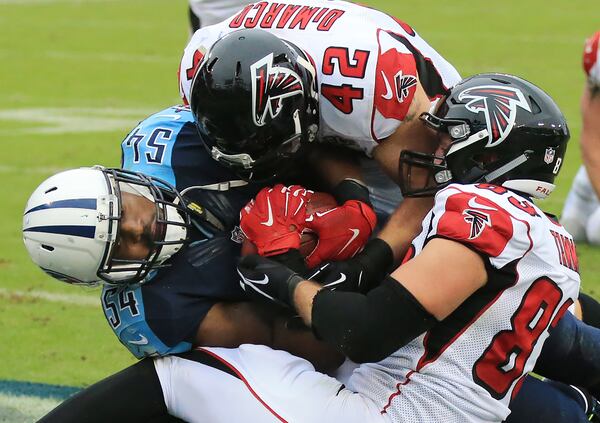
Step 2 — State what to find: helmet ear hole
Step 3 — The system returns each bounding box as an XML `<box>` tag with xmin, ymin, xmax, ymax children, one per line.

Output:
<box><xmin>44</xmin><ymin>187</ymin><xmax>57</xmax><ymax>194</ymax></box>
<box><xmin>41</xmin><ymin>244</ymin><xmax>54</xmax><ymax>252</ymax></box>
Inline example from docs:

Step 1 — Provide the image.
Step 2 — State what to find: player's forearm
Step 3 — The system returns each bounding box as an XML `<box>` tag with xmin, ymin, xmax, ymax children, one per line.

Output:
<box><xmin>306</xmin><ymin>144</ymin><xmax>364</xmax><ymax>189</ymax></box>
<box><xmin>293</xmin><ymin>280</ymin><xmax>322</xmax><ymax>326</ymax></box>
<box><xmin>376</xmin><ymin>197</ymin><xmax>433</xmax><ymax>263</ymax></box>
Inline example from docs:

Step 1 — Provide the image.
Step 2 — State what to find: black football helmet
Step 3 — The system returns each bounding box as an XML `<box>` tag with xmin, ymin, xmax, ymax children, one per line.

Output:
<box><xmin>399</xmin><ymin>73</ymin><xmax>570</xmax><ymax>198</ymax></box>
<box><xmin>190</xmin><ymin>29</ymin><xmax>319</xmax><ymax>181</ymax></box>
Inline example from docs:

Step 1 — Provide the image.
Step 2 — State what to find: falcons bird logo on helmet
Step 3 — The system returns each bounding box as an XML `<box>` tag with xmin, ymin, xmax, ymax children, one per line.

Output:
<box><xmin>251</xmin><ymin>53</ymin><xmax>304</xmax><ymax>127</ymax></box>
<box><xmin>458</xmin><ymin>85</ymin><xmax>531</xmax><ymax>147</ymax></box>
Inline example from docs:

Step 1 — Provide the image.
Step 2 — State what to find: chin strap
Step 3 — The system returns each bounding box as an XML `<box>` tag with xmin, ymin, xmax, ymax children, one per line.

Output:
<box><xmin>483</xmin><ymin>152</ymin><xmax>530</xmax><ymax>183</ymax></box>
<box><xmin>179</xmin><ymin>180</ymin><xmax>248</xmax><ymax>194</ymax></box>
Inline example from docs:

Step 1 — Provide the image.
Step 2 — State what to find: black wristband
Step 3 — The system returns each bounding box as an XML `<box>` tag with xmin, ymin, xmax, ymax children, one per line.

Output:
<box><xmin>271</xmin><ymin>249</ymin><xmax>308</xmax><ymax>274</ymax></box>
<box><xmin>332</xmin><ymin>179</ymin><xmax>371</xmax><ymax>206</ymax></box>
<box><xmin>285</xmin><ymin>273</ymin><xmax>305</xmax><ymax>307</ymax></box>
<box><xmin>357</xmin><ymin>238</ymin><xmax>395</xmax><ymax>283</ymax></box>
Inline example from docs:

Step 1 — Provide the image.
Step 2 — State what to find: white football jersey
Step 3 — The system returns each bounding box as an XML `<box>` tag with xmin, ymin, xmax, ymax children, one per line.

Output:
<box><xmin>584</xmin><ymin>31</ymin><xmax>600</xmax><ymax>86</ymax></box>
<box><xmin>179</xmin><ymin>0</ymin><xmax>461</xmax><ymax>156</ymax></box>
<box><xmin>348</xmin><ymin>183</ymin><xmax>581</xmax><ymax>422</ymax></box>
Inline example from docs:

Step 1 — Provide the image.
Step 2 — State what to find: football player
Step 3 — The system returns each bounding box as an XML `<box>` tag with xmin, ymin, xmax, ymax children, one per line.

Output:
<box><xmin>177</xmin><ymin>73</ymin><xmax>589</xmax><ymax>423</ymax></box>
<box><xmin>562</xmin><ymin>32</ymin><xmax>600</xmax><ymax>246</ymax></box>
<box><xmin>22</xmin><ymin>105</ymin><xmax>375</xmax><ymax>371</ymax></box>
<box><xmin>179</xmin><ymin>0</ymin><xmax>463</xmax><ymax>263</ymax></box>
<box><xmin>185</xmin><ymin>12</ymin><xmax>600</xmax><ymax>330</ymax></box>
<box><xmin>35</xmin><ymin>75</ymin><xmax>600</xmax><ymax>423</ymax></box>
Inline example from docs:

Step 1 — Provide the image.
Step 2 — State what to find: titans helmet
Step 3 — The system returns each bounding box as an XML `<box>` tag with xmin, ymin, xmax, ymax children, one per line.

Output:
<box><xmin>23</xmin><ymin>166</ymin><xmax>191</xmax><ymax>286</ymax></box>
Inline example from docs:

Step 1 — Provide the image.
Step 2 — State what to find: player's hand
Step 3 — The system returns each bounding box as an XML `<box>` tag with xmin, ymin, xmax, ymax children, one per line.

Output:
<box><xmin>304</xmin><ymin>200</ymin><xmax>376</xmax><ymax>268</ymax></box>
<box><xmin>240</xmin><ymin>185</ymin><xmax>312</xmax><ymax>256</ymax></box>
<box><xmin>308</xmin><ymin>238</ymin><xmax>394</xmax><ymax>294</ymax></box>
<box><xmin>237</xmin><ymin>254</ymin><xmax>304</xmax><ymax>307</ymax></box>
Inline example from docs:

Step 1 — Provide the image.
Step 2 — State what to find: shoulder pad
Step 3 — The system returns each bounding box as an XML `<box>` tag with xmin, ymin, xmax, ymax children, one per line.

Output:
<box><xmin>433</xmin><ymin>187</ymin><xmax>513</xmax><ymax>258</ymax></box>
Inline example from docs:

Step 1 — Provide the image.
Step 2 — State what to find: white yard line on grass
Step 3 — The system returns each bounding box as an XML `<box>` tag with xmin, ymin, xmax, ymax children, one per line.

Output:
<box><xmin>0</xmin><ymin>287</ymin><xmax>99</xmax><ymax>307</ymax></box>
<box><xmin>0</xmin><ymin>165</ymin><xmax>67</xmax><ymax>174</ymax></box>
<box><xmin>0</xmin><ymin>107</ymin><xmax>154</xmax><ymax>135</ymax></box>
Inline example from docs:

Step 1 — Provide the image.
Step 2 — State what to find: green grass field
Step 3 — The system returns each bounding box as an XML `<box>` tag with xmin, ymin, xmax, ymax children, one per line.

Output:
<box><xmin>0</xmin><ymin>0</ymin><xmax>598</xmax><ymax>420</ymax></box>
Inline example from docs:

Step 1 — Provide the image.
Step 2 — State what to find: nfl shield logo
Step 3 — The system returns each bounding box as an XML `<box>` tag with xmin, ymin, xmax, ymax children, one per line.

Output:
<box><xmin>544</xmin><ymin>147</ymin><xmax>556</xmax><ymax>164</ymax></box>
<box><xmin>230</xmin><ymin>226</ymin><xmax>245</xmax><ymax>244</ymax></box>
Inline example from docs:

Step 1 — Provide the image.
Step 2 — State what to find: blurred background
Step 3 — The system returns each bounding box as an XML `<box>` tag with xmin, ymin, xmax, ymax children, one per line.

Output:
<box><xmin>0</xmin><ymin>0</ymin><xmax>597</xmax><ymax>420</ymax></box>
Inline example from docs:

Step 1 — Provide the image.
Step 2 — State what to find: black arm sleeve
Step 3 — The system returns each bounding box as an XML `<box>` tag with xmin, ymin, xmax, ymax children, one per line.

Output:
<box><xmin>332</xmin><ymin>178</ymin><xmax>372</xmax><ymax>206</ymax></box>
<box><xmin>38</xmin><ymin>359</ymin><xmax>183</xmax><ymax>423</ymax></box>
<box><xmin>311</xmin><ymin>277</ymin><xmax>437</xmax><ymax>363</ymax></box>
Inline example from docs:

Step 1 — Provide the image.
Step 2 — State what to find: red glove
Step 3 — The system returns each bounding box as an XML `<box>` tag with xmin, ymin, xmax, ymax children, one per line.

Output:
<box><xmin>240</xmin><ymin>184</ymin><xmax>312</xmax><ymax>256</ymax></box>
<box><xmin>304</xmin><ymin>200</ymin><xmax>377</xmax><ymax>268</ymax></box>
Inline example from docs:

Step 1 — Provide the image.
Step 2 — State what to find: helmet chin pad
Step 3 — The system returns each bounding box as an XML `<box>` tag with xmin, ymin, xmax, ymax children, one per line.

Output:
<box><xmin>502</xmin><ymin>180</ymin><xmax>555</xmax><ymax>199</ymax></box>
<box><xmin>156</xmin><ymin>204</ymin><xmax>187</xmax><ymax>262</ymax></box>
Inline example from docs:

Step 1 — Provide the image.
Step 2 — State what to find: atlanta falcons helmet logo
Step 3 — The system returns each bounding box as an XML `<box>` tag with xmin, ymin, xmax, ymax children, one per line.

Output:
<box><xmin>250</xmin><ymin>53</ymin><xmax>304</xmax><ymax>127</ymax></box>
<box><xmin>458</xmin><ymin>85</ymin><xmax>531</xmax><ymax>147</ymax></box>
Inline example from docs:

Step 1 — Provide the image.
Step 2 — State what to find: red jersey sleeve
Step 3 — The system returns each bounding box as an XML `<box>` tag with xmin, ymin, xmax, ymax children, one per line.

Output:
<box><xmin>583</xmin><ymin>31</ymin><xmax>600</xmax><ymax>79</ymax></box>
<box><xmin>429</xmin><ymin>187</ymin><xmax>523</xmax><ymax>265</ymax></box>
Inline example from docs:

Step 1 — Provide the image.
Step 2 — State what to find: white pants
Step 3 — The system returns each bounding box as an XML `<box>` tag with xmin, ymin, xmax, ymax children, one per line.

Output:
<box><xmin>561</xmin><ymin>166</ymin><xmax>600</xmax><ymax>244</ymax></box>
<box><xmin>155</xmin><ymin>344</ymin><xmax>389</xmax><ymax>423</ymax></box>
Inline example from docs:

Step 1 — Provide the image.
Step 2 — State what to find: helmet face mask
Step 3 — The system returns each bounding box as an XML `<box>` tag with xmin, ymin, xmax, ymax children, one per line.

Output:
<box><xmin>210</xmin><ymin>129</ymin><xmax>304</xmax><ymax>181</ymax></box>
<box><xmin>399</xmin><ymin>73</ymin><xmax>570</xmax><ymax>199</ymax></box>
<box><xmin>23</xmin><ymin>167</ymin><xmax>192</xmax><ymax>287</ymax></box>
<box><xmin>98</xmin><ymin>168</ymin><xmax>191</xmax><ymax>285</ymax></box>
<box><xmin>190</xmin><ymin>29</ymin><xmax>319</xmax><ymax>181</ymax></box>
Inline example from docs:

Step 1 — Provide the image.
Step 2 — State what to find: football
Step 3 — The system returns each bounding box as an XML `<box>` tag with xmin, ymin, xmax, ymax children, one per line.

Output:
<box><xmin>241</xmin><ymin>191</ymin><xmax>337</xmax><ymax>257</ymax></box>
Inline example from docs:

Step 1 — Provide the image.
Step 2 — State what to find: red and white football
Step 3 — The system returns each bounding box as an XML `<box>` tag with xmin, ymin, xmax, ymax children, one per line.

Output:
<box><xmin>241</xmin><ymin>191</ymin><xmax>337</xmax><ymax>257</ymax></box>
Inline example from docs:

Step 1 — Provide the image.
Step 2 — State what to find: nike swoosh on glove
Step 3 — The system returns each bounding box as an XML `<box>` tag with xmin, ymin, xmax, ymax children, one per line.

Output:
<box><xmin>304</xmin><ymin>200</ymin><xmax>376</xmax><ymax>269</ymax></box>
<box><xmin>237</xmin><ymin>254</ymin><xmax>305</xmax><ymax>307</ymax></box>
<box><xmin>308</xmin><ymin>238</ymin><xmax>394</xmax><ymax>294</ymax></box>
<box><xmin>240</xmin><ymin>184</ymin><xmax>312</xmax><ymax>256</ymax></box>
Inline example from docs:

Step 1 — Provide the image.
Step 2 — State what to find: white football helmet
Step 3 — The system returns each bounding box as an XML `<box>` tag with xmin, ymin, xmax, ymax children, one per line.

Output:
<box><xmin>23</xmin><ymin>166</ymin><xmax>191</xmax><ymax>286</ymax></box>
